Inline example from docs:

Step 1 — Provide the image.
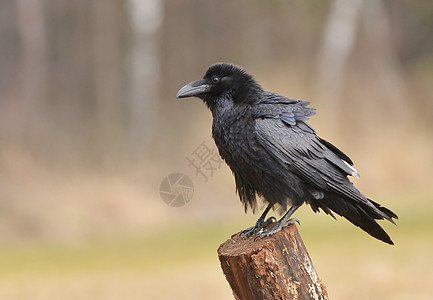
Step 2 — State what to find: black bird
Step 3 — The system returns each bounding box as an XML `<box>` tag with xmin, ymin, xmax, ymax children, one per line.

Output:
<box><xmin>177</xmin><ymin>63</ymin><xmax>398</xmax><ymax>244</ymax></box>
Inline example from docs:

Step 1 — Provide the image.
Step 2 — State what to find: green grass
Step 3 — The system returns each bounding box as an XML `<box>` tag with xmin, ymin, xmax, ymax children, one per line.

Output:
<box><xmin>0</xmin><ymin>219</ymin><xmax>243</xmax><ymax>277</ymax></box>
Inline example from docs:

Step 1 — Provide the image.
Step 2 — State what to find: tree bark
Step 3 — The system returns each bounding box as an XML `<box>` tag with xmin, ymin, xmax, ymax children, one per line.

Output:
<box><xmin>218</xmin><ymin>224</ymin><xmax>329</xmax><ymax>300</ymax></box>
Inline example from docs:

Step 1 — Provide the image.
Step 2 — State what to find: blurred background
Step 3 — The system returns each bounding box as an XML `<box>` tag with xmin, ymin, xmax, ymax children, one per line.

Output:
<box><xmin>0</xmin><ymin>0</ymin><xmax>432</xmax><ymax>299</ymax></box>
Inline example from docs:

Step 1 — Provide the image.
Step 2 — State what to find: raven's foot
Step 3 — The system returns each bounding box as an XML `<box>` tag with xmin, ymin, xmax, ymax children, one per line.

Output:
<box><xmin>241</xmin><ymin>217</ymin><xmax>276</xmax><ymax>238</ymax></box>
<box><xmin>253</xmin><ymin>218</ymin><xmax>300</xmax><ymax>240</ymax></box>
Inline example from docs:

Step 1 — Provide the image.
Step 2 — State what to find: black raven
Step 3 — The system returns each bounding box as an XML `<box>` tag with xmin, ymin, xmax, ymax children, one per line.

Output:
<box><xmin>177</xmin><ymin>63</ymin><xmax>397</xmax><ymax>244</ymax></box>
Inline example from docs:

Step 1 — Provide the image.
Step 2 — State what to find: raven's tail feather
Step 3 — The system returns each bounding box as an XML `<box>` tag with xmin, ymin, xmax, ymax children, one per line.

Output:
<box><xmin>320</xmin><ymin>195</ymin><xmax>398</xmax><ymax>245</ymax></box>
<box><xmin>368</xmin><ymin>198</ymin><xmax>399</xmax><ymax>224</ymax></box>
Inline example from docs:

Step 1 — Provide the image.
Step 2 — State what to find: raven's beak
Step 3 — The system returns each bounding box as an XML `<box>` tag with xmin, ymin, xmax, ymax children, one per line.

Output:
<box><xmin>176</xmin><ymin>79</ymin><xmax>211</xmax><ymax>98</ymax></box>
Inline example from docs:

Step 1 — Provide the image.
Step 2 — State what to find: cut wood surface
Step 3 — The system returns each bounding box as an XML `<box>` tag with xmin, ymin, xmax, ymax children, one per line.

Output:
<box><xmin>218</xmin><ymin>224</ymin><xmax>329</xmax><ymax>300</ymax></box>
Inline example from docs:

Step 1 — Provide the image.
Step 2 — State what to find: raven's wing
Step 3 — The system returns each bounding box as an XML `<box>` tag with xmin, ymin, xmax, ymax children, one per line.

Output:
<box><xmin>253</xmin><ymin>93</ymin><xmax>397</xmax><ymax>244</ymax></box>
<box><xmin>252</xmin><ymin>93</ymin><xmax>383</xmax><ymax>215</ymax></box>
<box><xmin>255</xmin><ymin>117</ymin><xmax>366</xmax><ymax>201</ymax></box>
<box><xmin>254</xmin><ymin>92</ymin><xmax>359</xmax><ymax>175</ymax></box>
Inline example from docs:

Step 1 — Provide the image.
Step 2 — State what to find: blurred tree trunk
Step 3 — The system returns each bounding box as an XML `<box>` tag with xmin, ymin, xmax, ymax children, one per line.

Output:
<box><xmin>125</xmin><ymin>0</ymin><xmax>162</xmax><ymax>153</ymax></box>
<box><xmin>361</xmin><ymin>0</ymin><xmax>408</xmax><ymax>122</ymax></box>
<box><xmin>317</xmin><ymin>0</ymin><xmax>408</xmax><ymax>134</ymax></box>
<box><xmin>317</xmin><ymin>0</ymin><xmax>363</xmax><ymax>116</ymax></box>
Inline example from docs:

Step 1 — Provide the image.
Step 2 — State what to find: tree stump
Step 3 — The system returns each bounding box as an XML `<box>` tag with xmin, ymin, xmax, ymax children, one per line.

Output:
<box><xmin>217</xmin><ymin>224</ymin><xmax>329</xmax><ymax>300</ymax></box>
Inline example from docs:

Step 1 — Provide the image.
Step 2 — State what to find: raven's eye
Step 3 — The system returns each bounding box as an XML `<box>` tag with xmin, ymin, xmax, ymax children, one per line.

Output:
<box><xmin>212</xmin><ymin>76</ymin><xmax>220</xmax><ymax>84</ymax></box>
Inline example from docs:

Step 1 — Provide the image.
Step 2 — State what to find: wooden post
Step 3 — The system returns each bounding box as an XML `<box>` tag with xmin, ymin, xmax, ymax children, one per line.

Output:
<box><xmin>217</xmin><ymin>224</ymin><xmax>329</xmax><ymax>300</ymax></box>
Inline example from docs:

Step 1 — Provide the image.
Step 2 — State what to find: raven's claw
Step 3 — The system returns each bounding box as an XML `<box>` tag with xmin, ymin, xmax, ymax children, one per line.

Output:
<box><xmin>253</xmin><ymin>218</ymin><xmax>300</xmax><ymax>240</ymax></box>
<box><xmin>241</xmin><ymin>216</ymin><xmax>276</xmax><ymax>238</ymax></box>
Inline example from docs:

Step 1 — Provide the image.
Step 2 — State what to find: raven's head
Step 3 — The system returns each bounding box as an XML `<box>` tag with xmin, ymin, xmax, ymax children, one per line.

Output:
<box><xmin>177</xmin><ymin>63</ymin><xmax>262</xmax><ymax>109</ymax></box>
